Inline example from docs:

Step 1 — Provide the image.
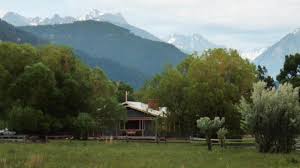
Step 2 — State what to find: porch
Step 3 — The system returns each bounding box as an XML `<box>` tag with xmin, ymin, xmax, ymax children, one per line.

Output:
<box><xmin>120</xmin><ymin>117</ymin><xmax>155</xmax><ymax>136</ymax></box>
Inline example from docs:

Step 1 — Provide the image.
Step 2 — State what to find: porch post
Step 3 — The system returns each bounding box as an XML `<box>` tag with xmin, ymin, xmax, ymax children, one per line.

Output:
<box><xmin>139</xmin><ymin>120</ymin><xmax>141</xmax><ymax>129</ymax></box>
<box><xmin>142</xmin><ymin>120</ymin><xmax>144</xmax><ymax>136</ymax></box>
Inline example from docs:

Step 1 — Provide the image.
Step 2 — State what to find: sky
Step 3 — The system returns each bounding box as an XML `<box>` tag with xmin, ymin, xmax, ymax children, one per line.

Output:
<box><xmin>1</xmin><ymin>0</ymin><xmax>300</xmax><ymax>51</ymax></box>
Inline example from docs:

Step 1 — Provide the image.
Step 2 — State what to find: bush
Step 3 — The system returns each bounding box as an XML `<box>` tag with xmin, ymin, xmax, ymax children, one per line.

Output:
<box><xmin>196</xmin><ymin>117</ymin><xmax>225</xmax><ymax>150</ymax></box>
<box><xmin>238</xmin><ymin>82</ymin><xmax>300</xmax><ymax>153</ymax></box>
<box><xmin>217</xmin><ymin>128</ymin><xmax>228</xmax><ymax>147</ymax></box>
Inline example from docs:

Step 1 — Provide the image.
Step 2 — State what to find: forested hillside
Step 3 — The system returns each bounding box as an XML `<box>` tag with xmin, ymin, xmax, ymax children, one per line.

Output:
<box><xmin>0</xmin><ymin>19</ymin><xmax>46</xmax><ymax>45</ymax></box>
<box><xmin>75</xmin><ymin>50</ymin><xmax>148</xmax><ymax>88</ymax></box>
<box><xmin>21</xmin><ymin>21</ymin><xmax>186</xmax><ymax>78</ymax></box>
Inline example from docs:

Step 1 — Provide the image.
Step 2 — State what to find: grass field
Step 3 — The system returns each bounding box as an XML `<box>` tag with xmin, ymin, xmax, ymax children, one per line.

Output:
<box><xmin>0</xmin><ymin>141</ymin><xmax>299</xmax><ymax>168</ymax></box>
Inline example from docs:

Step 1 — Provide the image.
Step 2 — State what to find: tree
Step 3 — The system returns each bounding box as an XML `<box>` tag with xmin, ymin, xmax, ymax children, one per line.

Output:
<box><xmin>114</xmin><ymin>81</ymin><xmax>135</xmax><ymax>103</ymax></box>
<box><xmin>0</xmin><ymin>43</ymin><xmax>121</xmax><ymax>136</ymax></box>
<box><xmin>73</xmin><ymin>113</ymin><xmax>96</xmax><ymax>140</ymax></box>
<box><xmin>0</xmin><ymin>43</ymin><xmax>38</xmax><ymax>79</ymax></box>
<box><xmin>257</xmin><ymin>65</ymin><xmax>275</xmax><ymax>88</ymax></box>
<box><xmin>238</xmin><ymin>81</ymin><xmax>300</xmax><ymax>153</ymax></box>
<box><xmin>91</xmin><ymin>97</ymin><xmax>127</xmax><ymax>134</ymax></box>
<box><xmin>138</xmin><ymin>65</ymin><xmax>190</xmax><ymax>136</ymax></box>
<box><xmin>9</xmin><ymin>63</ymin><xmax>56</xmax><ymax>110</ymax></box>
<box><xmin>139</xmin><ymin>49</ymin><xmax>256</xmax><ymax>137</ymax></box>
<box><xmin>196</xmin><ymin>117</ymin><xmax>225</xmax><ymax>151</ymax></box>
<box><xmin>0</xmin><ymin>65</ymin><xmax>11</xmax><ymax>116</ymax></box>
<box><xmin>8</xmin><ymin>105</ymin><xmax>48</xmax><ymax>134</ymax></box>
<box><xmin>277</xmin><ymin>54</ymin><xmax>300</xmax><ymax>87</ymax></box>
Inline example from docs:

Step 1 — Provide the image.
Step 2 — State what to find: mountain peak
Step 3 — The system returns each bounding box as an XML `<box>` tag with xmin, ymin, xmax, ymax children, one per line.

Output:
<box><xmin>165</xmin><ymin>33</ymin><xmax>221</xmax><ymax>54</ymax></box>
<box><xmin>291</xmin><ymin>28</ymin><xmax>300</xmax><ymax>35</ymax></box>
<box><xmin>1</xmin><ymin>10</ymin><xmax>160</xmax><ymax>42</ymax></box>
<box><xmin>3</xmin><ymin>12</ymin><xmax>21</xmax><ymax>17</ymax></box>
<box><xmin>254</xmin><ymin>28</ymin><xmax>300</xmax><ymax>78</ymax></box>
<box><xmin>79</xmin><ymin>9</ymin><xmax>127</xmax><ymax>25</ymax></box>
<box><xmin>2</xmin><ymin>12</ymin><xmax>30</xmax><ymax>26</ymax></box>
<box><xmin>82</xmin><ymin>9</ymin><xmax>105</xmax><ymax>20</ymax></box>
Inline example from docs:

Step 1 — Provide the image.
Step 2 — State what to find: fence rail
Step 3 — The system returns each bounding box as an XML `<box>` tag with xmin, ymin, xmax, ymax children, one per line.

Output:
<box><xmin>0</xmin><ymin>135</ymin><xmax>27</xmax><ymax>142</ymax></box>
<box><xmin>189</xmin><ymin>137</ymin><xmax>254</xmax><ymax>143</ymax></box>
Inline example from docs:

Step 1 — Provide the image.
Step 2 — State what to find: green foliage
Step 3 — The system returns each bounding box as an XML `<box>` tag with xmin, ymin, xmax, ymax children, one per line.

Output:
<box><xmin>196</xmin><ymin>117</ymin><xmax>225</xmax><ymax>150</ymax></box>
<box><xmin>196</xmin><ymin>117</ymin><xmax>225</xmax><ymax>134</ymax></box>
<box><xmin>9</xmin><ymin>62</ymin><xmax>56</xmax><ymax>109</ymax></box>
<box><xmin>73</xmin><ymin>113</ymin><xmax>96</xmax><ymax>140</ymax></box>
<box><xmin>238</xmin><ymin>81</ymin><xmax>300</xmax><ymax>153</ymax></box>
<box><xmin>0</xmin><ymin>42</ymin><xmax>125</xmax><ymax>135</ymax></box>
<box><xmin>217</xmin><ymin>128</ymin><xmax>228</xmax><ymax>147</ymax></box>
<box><xmin>115</xmin><ymin>81</ymin><xmax>135</xmax><ymax>102</ymax></box>
<box><xmin>8</xmin><ymin>105</ymin><xmax>48</xmax><ymax>134</ymax></box>
<box><xmin>139</xmin><ymin>48</ymin><xmax>256</xmax><ymax>137</ymax></box>
<box><xmin>277</xmin><ymin>53</ymin><xmax>300</xmax><ymax>87</ymax></box>
<box><xmin>0</xmin><ymin>120</ymin><xmax>7</xmax><ymax>129</ymax></box>
<box><xmin>257</xmin><ymin>65</ymin><xmax>275</xmax><ymax>88</ymax></box>
<box><xmin>217</xmin><ymin>128</ymin><xmax>228</xmax><ymax>140</ymax></box>
<box><xmin>92</xmin><ymin>97</ymin><xmax>127</xmax><ymax>132</ymax></box>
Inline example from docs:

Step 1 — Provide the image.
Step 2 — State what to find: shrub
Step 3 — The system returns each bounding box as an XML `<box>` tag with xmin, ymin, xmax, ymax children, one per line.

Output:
<box><xmin>238</xmin><ymin>82</ymin><xmax>300</xmax><ymax>153</ymax></box>
<box><xmin>217</xmin><ymin>128</ymin><xmax>228</xmax><ymax>147</ymax></box>
<box><xmin>196</xmin><ymin>117</ymin><xmax>225</xmax><ymax>150</ymax></box>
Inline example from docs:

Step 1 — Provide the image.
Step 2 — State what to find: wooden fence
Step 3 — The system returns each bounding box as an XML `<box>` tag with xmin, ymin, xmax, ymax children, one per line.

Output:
<box><xmin>189</xmin><ymin>137</ymin><xmax>252</xmax><ymax>143</ymax></box>
<box><xmin>296</xmin><ymin>138</ymin><xmax>300</xmax><ymax>151</ymax></box>
<box><xmin>0</xmin><ymin>135</ymin><xmax>27</xmax><ymax>142</ymax></box>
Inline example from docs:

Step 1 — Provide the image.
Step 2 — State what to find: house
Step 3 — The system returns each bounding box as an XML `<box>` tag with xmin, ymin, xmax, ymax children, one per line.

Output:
<box><xmin>120</xmin><ymin>100</ymin><xmax>166</xmax><ymax>136</ymax></box>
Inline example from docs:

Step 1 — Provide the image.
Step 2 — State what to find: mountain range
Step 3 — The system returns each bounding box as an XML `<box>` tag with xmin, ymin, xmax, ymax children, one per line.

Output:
<box><xmin>1</xmin><ymin>10</ymin><xmax>160</xmax><ymax>42</ymax></box>
<box><xmin>1</xmin><ymin>10</ymin><xmax>188</xmax><ymax>88</ymax></box>
<box><xmin>0</xmin><ymin>19</ymin><xmax>151</xmax><ymax>88</ymax></box>
<box><xmin>20</xmin><ymin>21</ymin><xmax>186</xmax><ymax>88</ymax></box>
<box><xmin>3</xmin><ymin>10</ymin><xmax>300</xmax><ymax>84</ymax></box>
<box><xmin>163</xmin><ymin>34</ymin><xmax>221</xmax><ymax>54</ymax></box>
<box><xmin>254</xmin><ymin>28</ymin><xmax>300</xmax><ymax>78</ymax></box>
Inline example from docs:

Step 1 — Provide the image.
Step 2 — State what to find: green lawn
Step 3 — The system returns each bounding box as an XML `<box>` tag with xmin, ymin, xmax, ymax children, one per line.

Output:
<box><xmin>0</xmin><ymin>141</ymin><xmax>299</xmax><ymax>168</ymax></box>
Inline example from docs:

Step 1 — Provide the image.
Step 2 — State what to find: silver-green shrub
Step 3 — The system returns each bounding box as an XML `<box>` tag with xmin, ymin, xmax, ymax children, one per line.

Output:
<box><xmin>238</xmin><ymin>81</ymin><xmax>300</xmax><ymax>153</ymax></box>
<box><xmin>196</xmin><ymin>117</ymin><xmax>225</xmax><ymax>150</ymax></box>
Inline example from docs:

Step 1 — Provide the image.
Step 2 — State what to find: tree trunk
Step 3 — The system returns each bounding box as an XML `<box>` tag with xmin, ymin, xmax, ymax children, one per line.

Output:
<box><xmin>220</xmin><ymin>139</ymin><xmax>224</xmax><ymax>148</ymax></box>
<box><xmin>206</xmin><ymin>136</ymin><xmax>212</xmax><ymax>151</ymax></box>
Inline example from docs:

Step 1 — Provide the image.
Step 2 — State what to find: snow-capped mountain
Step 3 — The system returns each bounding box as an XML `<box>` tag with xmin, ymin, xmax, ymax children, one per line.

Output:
<box><xmin>2</xmin><ymin>12</ymin><xmax>30</xmax><ymax>26</ymax></box>
<box><xmin>240</xmin><ymin>48</ymin><xmax>267</xmax><ymax>60</ymax></box>
<box><xmin>254</xmin><ymin>28</ymin><xmax>300</xmax><ymax>78</ymax></box>
<box><xmin>2</xmin><ymin>12</ymin><xmax>76</xmax><ymax>26</ymax></box>
<box><xmin>1</xmin><ymin>10</ymin><xmax>160</xmax><ymax>41</ymax></box>
<box><xmin>78</xmin><ymin>9</ymin><xmax>127</xmax><ymax>25</ymax></box>
<box><xmin>164</xmin><ymin>34</ymin><xmax>222</xmax><ymax>54</ymax></box>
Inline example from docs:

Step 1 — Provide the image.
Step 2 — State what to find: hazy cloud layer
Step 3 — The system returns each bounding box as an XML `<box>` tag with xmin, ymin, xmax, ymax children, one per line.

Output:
<box><xmin>1</xmin><ymin>0</ymin><xmax>299</xmax><ymax>49</ymax></box>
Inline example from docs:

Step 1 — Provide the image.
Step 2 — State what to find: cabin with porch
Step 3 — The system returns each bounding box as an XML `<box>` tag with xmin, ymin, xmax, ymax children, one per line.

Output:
<box><xmin>120</xmin><ymin>100</ymin><xmax>166</xmax><ymax>136</ymax></box>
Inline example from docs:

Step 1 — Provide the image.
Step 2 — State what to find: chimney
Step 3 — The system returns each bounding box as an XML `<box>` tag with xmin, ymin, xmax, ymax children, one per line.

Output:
<box><xmin>125</xmin><ymin>91</ymin><xmax>128</xmax><ymax>102</ymax></box>
<box><xmin>148</xmin><ymin>99</ymin><xmax>159</xmax><ymax>110</ymax></box>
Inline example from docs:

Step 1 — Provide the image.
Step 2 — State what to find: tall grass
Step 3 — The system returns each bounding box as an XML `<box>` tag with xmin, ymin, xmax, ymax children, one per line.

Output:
<box><xmin>0</xmin><ymin>141</ymin><xmax>299</xmax><ymax>168</ymax></box>
<box><xmin>25</xmin><ymin>154</ymin><xmax>44</xmax><ymax>168</ymax></box>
